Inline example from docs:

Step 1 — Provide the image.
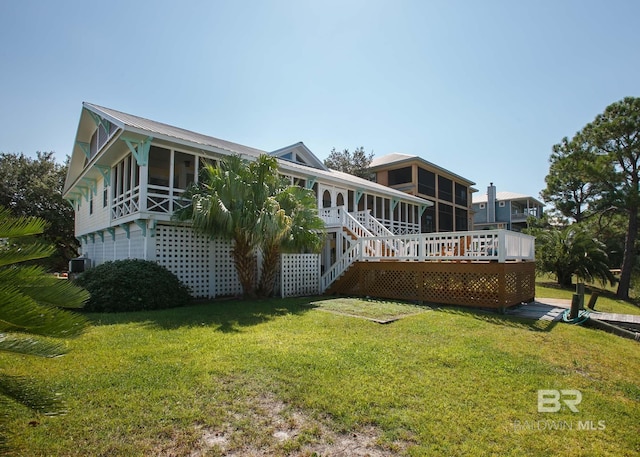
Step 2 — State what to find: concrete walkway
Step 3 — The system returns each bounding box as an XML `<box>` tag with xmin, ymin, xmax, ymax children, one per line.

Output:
<box><xmin>505</xmin><ymin>298</ymin><xmax>571</xmax><ymax>322</ymax></box>
<box><xmin>506</xmin><ymin>298</ymin><xmax>640</xmax><ymax>331</ymax></box>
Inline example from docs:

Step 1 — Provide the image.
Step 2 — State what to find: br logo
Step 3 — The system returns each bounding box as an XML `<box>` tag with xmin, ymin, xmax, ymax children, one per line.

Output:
<box><xmin>537</xmin><ymin>389</ymin><xmax>582</xmax><ymax>413</ymax></box>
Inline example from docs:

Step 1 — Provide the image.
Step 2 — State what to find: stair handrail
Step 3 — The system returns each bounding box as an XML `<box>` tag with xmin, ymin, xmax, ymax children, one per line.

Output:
<box><xmin>353</xmin><ymin>210</ymin><xmax>403</xmax><ymax>254</ymax></box>
<box><xmin>320</xmin><ymin>240</ymin><xmax>363</xmax><ymax>292</ymax></box>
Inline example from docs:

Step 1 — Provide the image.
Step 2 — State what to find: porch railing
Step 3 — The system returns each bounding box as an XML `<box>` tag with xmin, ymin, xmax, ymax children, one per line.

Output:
<box><xmin>320</xmin><ymin>229</ymin><xmax>535</xmax><ymax>292</ymax></box>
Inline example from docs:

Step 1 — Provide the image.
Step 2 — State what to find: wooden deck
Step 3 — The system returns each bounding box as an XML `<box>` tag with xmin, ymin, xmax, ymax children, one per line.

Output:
<box><xmin>326</xmin><ymin>260</ymin><xmax>535</xmax><ymax>310</ymax></box>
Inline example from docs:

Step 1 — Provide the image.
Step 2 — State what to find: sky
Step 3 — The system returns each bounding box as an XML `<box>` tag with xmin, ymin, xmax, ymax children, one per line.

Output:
<box><xmin>1</xmin><ymin>0</ymin><xmax>639</xmax><ymax>202</ymax></box>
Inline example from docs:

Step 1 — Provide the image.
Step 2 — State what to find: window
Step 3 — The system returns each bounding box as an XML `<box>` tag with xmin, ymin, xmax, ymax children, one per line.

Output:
<box><xmin>173</xmin><ymin>151</ymin><xmax>195</xmax><ymax>189</ymax></box>
<box><xmin>89</xmin><ymin>198</ymin><xmax>93</xmax><ymax>215</ymax></box>
<box><xmin>148</xmin><ymin>146</ymin><xmax>171</xmax><ymax>187</ymax></box>
<box><xmin>455</xmin><ymin>208</ymin><xmax>468</xmax><ymax>231</ymax></box>
<box><xmin>418</xmin><ymin>167</ymin><xmax>436</xmax><ymax>197</ymax></box>
<box><xmin>421</xmin><ymin>203</ymin><xmax>435</xmax><ymax>233</ymax></box>
<box><xmin>388</xmin><ymin>166</ymin><xmax>412</xmax><ymax>185</ymax></box>
<box><xmin>438</xmin><ymin>176</ymin><xmax>453</xmax><ymax>202</ymax></box>
<box><xmin>455</xmin><ymin>183</ymin><xmax>468</xmax><ymax>207</ymax></box>
<box><xmin>89</xmin><ymin>120</ymin><xmax>114</xmax><ymax>159</ymax></box>
<box><xmin>103</xmin><ymin>182</ymin><xmax>108</xmax><ymax>208</ymax></box>
<box><xmin>438</xmin><ymin>203</ymin><xmax>453</xmax><ymax>232</ymax></box>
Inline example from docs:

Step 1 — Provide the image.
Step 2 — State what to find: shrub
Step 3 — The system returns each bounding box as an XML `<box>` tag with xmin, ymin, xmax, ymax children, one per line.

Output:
<box><xmin>75</xmin><ymin>259</ymin><xmax>191</xmax><ymax>312</ymax></box>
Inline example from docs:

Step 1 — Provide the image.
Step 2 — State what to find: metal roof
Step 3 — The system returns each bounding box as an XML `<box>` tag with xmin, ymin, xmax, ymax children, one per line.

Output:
<box><xmin>84</xmin><ymin>102</ymin><xmax>266</xmax><ymax>158</ymax></box>
<box><xmin>369</xmin><ymin>152</ymin><xmax>476</xmax><ymax>186</ymax></box>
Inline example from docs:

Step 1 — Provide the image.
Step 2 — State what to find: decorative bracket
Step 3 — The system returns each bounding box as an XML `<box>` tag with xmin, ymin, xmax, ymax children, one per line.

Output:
<box><xmin>89</xmin><ymin>233</ymin><xmax>95</xmax><ymax>243</ymax></box>
<box><xmin>106</xmin><ymin>227</ymin><xmax>116</xmax><ymax>241</ymax></box>
<box><xmin>391</xmin><ymin>199</ymin><xmax>400</xmax><ymax>211</ymax></box>
<box><xmin>121</xmin><ymin>135</ymin><xmax>153</xmax><ymax>166</ymax></box>
<box><xmin>420</xmin><ymin>205</ymin><xmax>429</xmax><ymax>216</ymax></box>
<box><xmin>81</xmin><ymin>178</ymin><xmax>97</xmax><ymax>196</ymax></box>
<box><xmin>97</xmin><ymin>231</ymin><xmax>104</xmax><ymax>243</ymax></box>
<box><xmin>77</xmin><ymin>141</ymin><xmax>91</xmax><ymax>159</ymax></box>
<box><xmin>94</xmin><ymin>165</ymin><xmax>111</xmax><ymax>186</ymax></box>
<box><xmin>134</xmin><ymin>219</ymin><xmax>147</xmax><ymax>237</ymax></box>
<box><xmin>355</xmin><ymin>189</ymin><xmax>364</xmax><ymax>203</ymax></box>
<box><xmin>120</xmin><ymin>223</ymin><xmax>130</xmax><ymax>239</ymax></box>
<box><xmin>305</xmin><ymin>177</ymin><xmax>316</xmax><ymax>190</ymax></box>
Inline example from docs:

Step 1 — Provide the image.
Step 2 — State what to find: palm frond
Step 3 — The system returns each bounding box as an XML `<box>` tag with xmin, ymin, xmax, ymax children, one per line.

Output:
<box><xmin>0</xmin><ymin>285</ymin><xmax>87</xmax><ymax>337</ymax></box>
<box><xmin>0</xmin><ymin>240</ymin><xmax>55</xmax><ymax>267</ymax></box>
<box><xmin>0</xmin><ymin>333</ymin><xmax>66</xmax><ymax>358</ymax></box>
<box><xmin>0</xmin><ymin>207</ymin><xmax>47</xmax><ymax>238</ymax></box>
<box><xmin>0</xmin><ymin>373</ymin><xmax>66</xmax><ymax>415</ymax></box>
<box><xmin>0</xmin><ymin>266</ymin><xmax>89</xmax><ymax>309</ymax></box>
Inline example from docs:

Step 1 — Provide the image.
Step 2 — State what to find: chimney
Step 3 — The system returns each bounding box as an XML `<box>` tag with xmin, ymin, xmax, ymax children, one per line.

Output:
<box><xmin>487</xmin><ymin>182</ymin><xmax>496</xmax><ymax>223</ymax></box>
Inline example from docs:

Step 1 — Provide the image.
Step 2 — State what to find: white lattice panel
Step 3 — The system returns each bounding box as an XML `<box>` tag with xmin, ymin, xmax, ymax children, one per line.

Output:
<box><xmin>280</xmin><ymin>254</ymin><xmax>320</xmax><ymax>297</ymax></box>
<box><xmin>155</xmin><ymin>224</ymin><xmax>211</xmax><ymax>298</ymax></box>
<box><xmin>210</xmin><ymin>237</ymin><xmax>242</xmax><ymax>297</ymax></box>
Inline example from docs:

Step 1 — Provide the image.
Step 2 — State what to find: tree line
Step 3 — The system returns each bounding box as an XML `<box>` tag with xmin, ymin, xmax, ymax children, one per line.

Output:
<box><xmin>534</xmin><ymin>96</ymin><xmax>640</xmax><ymax>300</ymax></box>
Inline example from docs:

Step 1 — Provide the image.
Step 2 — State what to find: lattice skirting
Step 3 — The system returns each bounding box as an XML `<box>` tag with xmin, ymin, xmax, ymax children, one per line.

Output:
<box><xmin>280</xmin><ymin>254</ymin><xmax>320</xmax><ymax>297</ymax></box>
<box><xmin>329</xmin><ymin>261</ymin><xmax>535</xmax><ymax>309</ymax></box>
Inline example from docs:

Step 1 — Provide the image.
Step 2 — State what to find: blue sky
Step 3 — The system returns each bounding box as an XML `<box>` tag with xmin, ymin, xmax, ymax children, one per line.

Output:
<box><xmin>1</xmin><ymin>0</ymin><xmax>638</xmax><ymax>201</ymax></box>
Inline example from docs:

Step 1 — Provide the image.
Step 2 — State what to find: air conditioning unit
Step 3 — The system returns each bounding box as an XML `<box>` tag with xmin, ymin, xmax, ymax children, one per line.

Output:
<box><xmin>69</xmin><ymin>257</ymin><xmax>91</xmax><ymax>273</ymax></box>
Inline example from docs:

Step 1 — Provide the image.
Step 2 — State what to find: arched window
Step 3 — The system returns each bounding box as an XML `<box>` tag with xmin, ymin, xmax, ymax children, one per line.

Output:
<box><xmin>336</xmin><ymin>193</ymin><xmax>344</xmax><ymax>207</ymax></box>
<box><xmin>323</xmin><ymin>190</ymin><xmax>332</xmax><ymax>208</ymax></box>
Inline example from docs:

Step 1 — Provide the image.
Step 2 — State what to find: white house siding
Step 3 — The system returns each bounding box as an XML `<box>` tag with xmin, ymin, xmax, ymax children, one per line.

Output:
<box><xmin>74</xmin><ymin>175</ymin><xmax>110</xmax><ymax>236</ymax></box>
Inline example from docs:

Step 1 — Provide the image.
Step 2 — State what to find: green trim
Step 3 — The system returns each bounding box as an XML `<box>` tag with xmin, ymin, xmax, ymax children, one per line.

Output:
<box><xmin>81</xmin><ymin>177</ymin><xmax>97</xmax><ymax>196</ymax></box>
<box><xmin>77</xmin><ymin>141</ymin><xmax>91</xmax><ymax>158</ymax></box>
<box><xmin>420</xmin><ymin>205</ymin><xmax>428</xmax><ymax>216</ymax></box>
<box><xmin>88</xmin><ymin>111</ymin><xmax>110</xmax><ymax>133</ymax></box>
<box><xmin>355</xmin><ymin>190</ymin><xmax>364</xmax><ymax>203</ymax></box>
<box><xmin>122</xmin><ymin>136</ymin><xmax>153</xmax><ymax>166</ymax></box>
<box><xmin>134</xmin><ymin>219</ymin><xmax>147</xmax><ymax>237</ymax></box>
<box><xmin>64</xmin><ymin>197</ymin><xmax>76</xmax><ymax>208</ymax></box>
<box><xmin>120</xmin><ymin>223</ymin><xmax>130</xmax><ymax>239</ymax></box>
<box><xmin>94</xmin><ymin>165</ymin><xmax>111</xmax><ymax>186</ymax></box>
<box><xmin>106</xmin><ymin>227</ymin><xmax>116</xmax><ymax>241</ymax></box>
<box><xmin>149</xmin><ymin>219</ymin><xmax>157</xmax><ymax>238</ymax></box>
<box><xmin>97</xmin><ymin>231</ymin><xmax>104</xmax><ymax>243</ymax></box>
<box><xmin>391</xmin><ymin>198</ymin><xmax>400</xmax><ymax>210</ymax></box>
<box><xmin>305</xmin><ymin>177</ymin><xmax>317</xmax><ymax>190</ymax></box>
<box><xmin>89</xmin><ymin>233</ymin><xmax>95</xmax><ymax>243</ymax></box>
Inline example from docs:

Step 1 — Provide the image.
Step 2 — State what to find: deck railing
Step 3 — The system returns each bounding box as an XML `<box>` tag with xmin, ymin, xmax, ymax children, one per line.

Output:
<box><xmin>320</xmin><ymin>229</ymin><xmax>535</xmax><ymax>292</ymax></box>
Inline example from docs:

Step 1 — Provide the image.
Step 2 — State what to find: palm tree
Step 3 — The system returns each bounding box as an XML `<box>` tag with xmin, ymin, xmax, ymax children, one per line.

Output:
<box><xmin>535</xmin><ymin>224</ymin><xmax>616</xmax><ymax>287</ymax></box>
<box><xmin>257</xmin><ymin>186</ymin><xmax>325</xmax><ymax>297</ymax></box>
<box><xmin>176</xmin><ymin>154</ymin><xmax>325</xmax><ymax>298</ymax></box>
<box><xmin>0</xmin><ymin>206</ymin><xmax>88</xmax><ymax>448</ymax></box>
<box><xmin>175</xmin><ymin>154</ymin><xmax>284</xmax><ymax>298</ymax></box>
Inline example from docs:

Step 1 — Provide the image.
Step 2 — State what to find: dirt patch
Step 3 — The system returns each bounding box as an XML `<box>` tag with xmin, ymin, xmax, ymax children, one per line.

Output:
<box><xmin>188</xmin><ymin>391</ymin><xmax>413</xmax><ymax>456</ymax></box>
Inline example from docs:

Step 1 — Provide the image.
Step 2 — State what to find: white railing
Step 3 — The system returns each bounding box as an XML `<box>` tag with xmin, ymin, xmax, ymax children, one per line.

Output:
<box><xmin>146</xmin><ymin>186</ymin><xmax>189</xmax><ymax>215</ymax></box>
<box><xmin>320</xmin><ymin>229</ymin><xmax>535</xmax><ymax>291</ymax></box>
<box><xmin>111</xmin><ymin>186</ymin><xmax>140</xmax><ymax>219</ymax></box>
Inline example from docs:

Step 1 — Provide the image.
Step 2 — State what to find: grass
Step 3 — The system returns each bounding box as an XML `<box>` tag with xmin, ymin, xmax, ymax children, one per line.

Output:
<box><xmin>308</xmin><ymin>297</ymin><xmax>430</xmax><ymax>322</ymax></box>
<box><xmin>2</xmin><ymin>297</ymin><xmax>640</xmax><ymax>456</ymax></box>
<box><xmin>536</xmin><ymin>274</ymin><xmax>640</xmax><ymax>315</ymax></box>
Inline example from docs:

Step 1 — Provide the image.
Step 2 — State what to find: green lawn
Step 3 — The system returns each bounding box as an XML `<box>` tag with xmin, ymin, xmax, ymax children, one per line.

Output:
<box><xmin>3</xmin><ymin>297</ymin><xmax>639</xmax><ymax>456</ymax></box>
<box><xmin>536</xmin><ymin>276</ymin><xmax>640</xmax><ymax>315</ymax></box>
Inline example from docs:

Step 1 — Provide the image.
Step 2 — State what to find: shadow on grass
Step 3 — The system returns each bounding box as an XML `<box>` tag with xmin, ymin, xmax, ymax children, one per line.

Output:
<box><xmin>435</xmin><ymin>305</ymin><xmax>559</xmax><ymax>332</ymax></box>
<box><xmin>86</xmin><ymin>296</ymin><xmax>318</xmax><ymax>332</ymax></box>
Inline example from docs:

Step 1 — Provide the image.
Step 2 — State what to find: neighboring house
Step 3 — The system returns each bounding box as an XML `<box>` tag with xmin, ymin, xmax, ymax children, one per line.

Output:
<box><xmin>472</xmin><ymin>183</ymin><xmax>544</xmax><ymax>232</ymax></box>
<box><xmin>368</xmin><ymin>153</ymin><xmax>476</xmax><ymax>233</ymax></box>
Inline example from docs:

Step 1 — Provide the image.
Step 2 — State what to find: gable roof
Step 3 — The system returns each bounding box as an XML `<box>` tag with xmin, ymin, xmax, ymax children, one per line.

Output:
<box><xmin>369</xmin><ymin>152</ymin><xmax>476</xmax><ymax>187</ymax></box>
<box><xmin>83</xmin><ymin>102</ymin><xmax>266</xmax><ymax>158</ymax></box>
<box><xmin>270</xmin><ymin>142</ymin><xmax>328</xmax><ymax>171</ymax></box>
